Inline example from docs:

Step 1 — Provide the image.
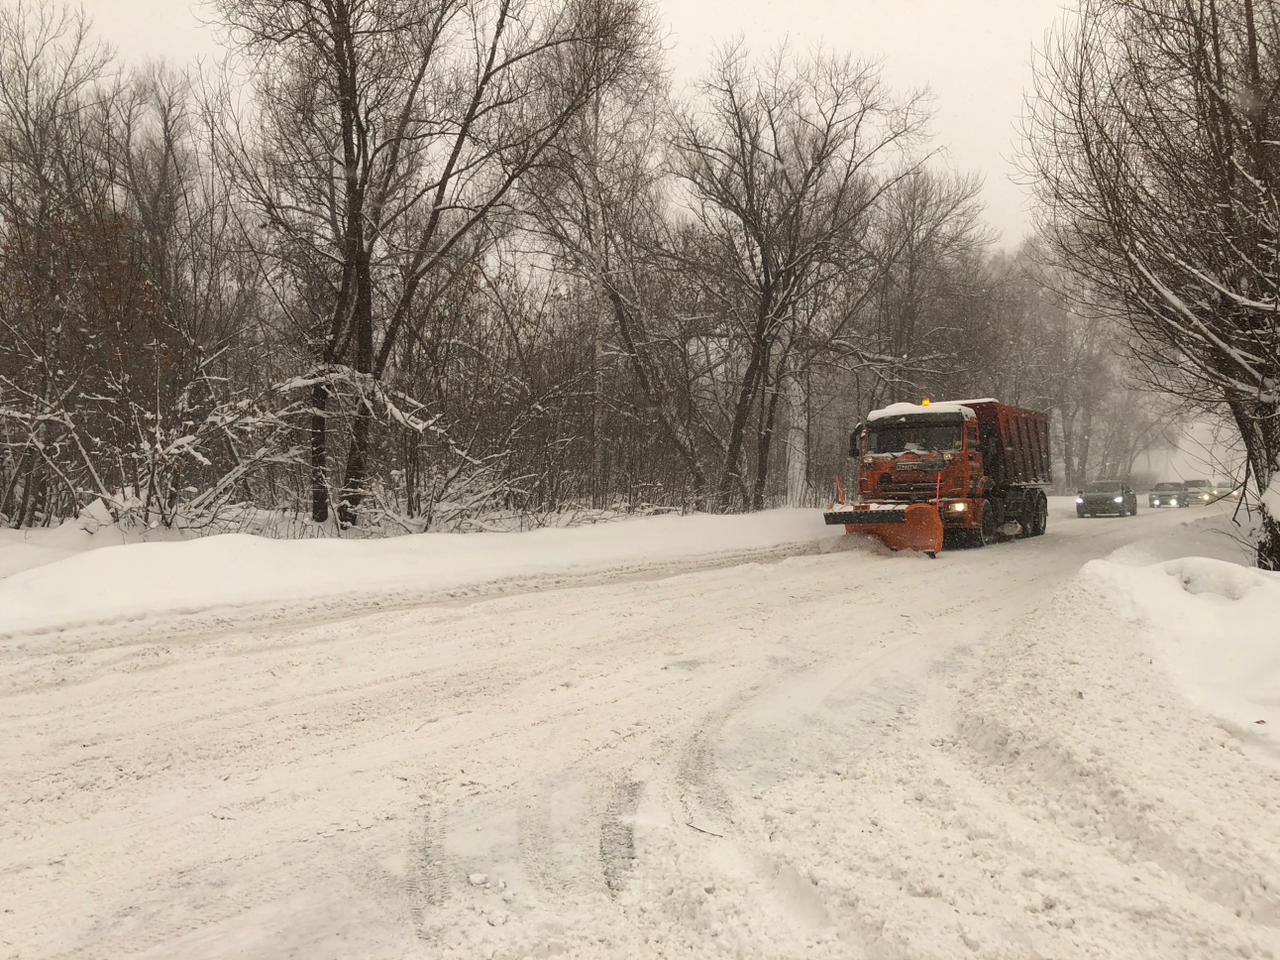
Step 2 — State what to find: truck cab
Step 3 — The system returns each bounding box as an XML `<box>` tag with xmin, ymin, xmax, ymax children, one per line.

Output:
<box><xmin>857</xmin><ymin>408</ymin><xmax>977</xmax><ymax>525</ymax></box>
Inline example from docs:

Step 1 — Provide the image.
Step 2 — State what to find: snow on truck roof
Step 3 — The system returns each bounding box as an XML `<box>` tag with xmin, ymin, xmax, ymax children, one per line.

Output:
<box><xmin>866</xmin><ymin>400</ymin><xmax>978</xmax><ymax>422</ymax></box>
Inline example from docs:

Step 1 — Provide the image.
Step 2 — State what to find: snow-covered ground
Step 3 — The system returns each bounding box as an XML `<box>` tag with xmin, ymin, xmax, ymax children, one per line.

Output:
<box><xmin>2</xmin><ymin>500</ymin><xmax>1277</xmax><ymax>959</ymax></box>
<box><xmin>0</xmin><ymin>509</ymin><xmax>845</xmax><ymax>636</ymax></box>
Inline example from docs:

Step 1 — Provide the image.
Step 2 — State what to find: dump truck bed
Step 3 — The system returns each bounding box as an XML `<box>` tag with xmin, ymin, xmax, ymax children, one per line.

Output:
<box><xmin>959</xmin><ymin>399</ymin><xmax>1053</xmax><ymax>487</ymax></box>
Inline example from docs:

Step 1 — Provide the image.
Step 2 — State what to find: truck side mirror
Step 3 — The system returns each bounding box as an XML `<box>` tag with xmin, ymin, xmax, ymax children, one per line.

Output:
<box><xmin>849</xmin><ymin>424</ymin><xmax>863</xmax><ymax>458</ymax></box>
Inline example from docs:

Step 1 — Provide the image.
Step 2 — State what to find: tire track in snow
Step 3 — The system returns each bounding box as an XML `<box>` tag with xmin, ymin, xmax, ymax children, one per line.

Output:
<box><xmin>405</xmin><ymin>803</ymin><xmax>452</xmax><ymax>944</ymax></box>
<box><xmin>944</xmin><ymin>582</ymin><xmax>1280</xmax><ymax>931</ymax></box>
<box><xmin>599</xmin><ymin>777</ymin><xmax>644</xmax><ymax>897</ymax></box>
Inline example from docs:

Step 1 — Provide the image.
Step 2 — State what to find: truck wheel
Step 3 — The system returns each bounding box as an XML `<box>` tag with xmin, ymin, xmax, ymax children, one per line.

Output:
<box><xmin>1020</xmin><ymin>498</ymin><xmax>1037</xmax><ymax>538</ymax></box>
<box><xmin>1032</xmin><ymin>492</ymin><xmax>1048</xmax><ymax>535</ymax></box>
<box><xmin>977</xmin><ymin>498</ymin><xmax>997</xmax><ymax>546</ymax></box>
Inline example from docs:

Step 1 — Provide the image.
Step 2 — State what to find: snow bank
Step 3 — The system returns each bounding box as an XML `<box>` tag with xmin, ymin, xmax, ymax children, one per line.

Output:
<box><xmin>0</xmin><ymin>518</ymin><xmax>138</xmax><ymax>580</ymax></box>
<box><xmin>0</xmin><ymin>508</ymin><xmax>844</xmax><ymax>636</ymax></box>
<box><xmin>1092</xmin><ymin>555</ymin><xmax>1280</xmax><ymax>736</ymax></box>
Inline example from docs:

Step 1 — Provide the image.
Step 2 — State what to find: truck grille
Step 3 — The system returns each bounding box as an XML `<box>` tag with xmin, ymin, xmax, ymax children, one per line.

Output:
<box><xmin>894</xmin><ymin>460</ymin><xmax>945</xmax><ymax>473</ymax></box>
<box><xmin>874</xmin><ymin>476</ymin><xmax>940</xmax><ymax>500</ymax></box>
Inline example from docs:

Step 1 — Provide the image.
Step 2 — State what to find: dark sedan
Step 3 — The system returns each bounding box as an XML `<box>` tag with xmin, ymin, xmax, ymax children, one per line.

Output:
<box><xmin>1148</xmin><ymin>481</ymin><xmax>1189</xmax><ymax>508</ymax></box>
<box><xmin>1076</xmin><ymin>480</ymin><xmax>1139</xmax><ymax>517</ymax></box>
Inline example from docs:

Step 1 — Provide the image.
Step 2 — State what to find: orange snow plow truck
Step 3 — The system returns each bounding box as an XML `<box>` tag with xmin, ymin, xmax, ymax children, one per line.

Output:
<box><xmin>824</xmin><ymin>398</ymin><xmax>1052</xmax><ymax>556</ymax></box>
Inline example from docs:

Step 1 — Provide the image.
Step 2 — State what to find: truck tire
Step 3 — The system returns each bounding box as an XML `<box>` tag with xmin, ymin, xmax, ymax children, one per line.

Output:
<box><xmin>1020</xmin><ymin>491</ymin><xmax>1048</xmax><ymax>537</ymax></box>
<box><xmin>1019</xmin><ymin>495</ymin><xmax>1036</xmax><ymax>538</ymax></box>
<box><xmin>1032</xmin><ymin>492</ymin><xmax>1048</xmax><ymax>535</ymax></box>
<box><xmin>977</xmin><ymin>498</ymin><xmax>997</xmax><ymax>546</ymax></box>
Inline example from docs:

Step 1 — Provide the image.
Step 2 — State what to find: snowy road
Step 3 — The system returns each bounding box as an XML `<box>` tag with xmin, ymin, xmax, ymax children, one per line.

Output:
<box><xmin>3</xmin><ymin>503</ymin><xmax>1277</xmax><ymax>959</ymax></box>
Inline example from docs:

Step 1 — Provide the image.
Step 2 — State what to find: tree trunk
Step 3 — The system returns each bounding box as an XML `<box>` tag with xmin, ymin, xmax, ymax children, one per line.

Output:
<box><xmin>13</xmin><ymin>462</ymin><xmax>37</xmax><ymax>529</ymax></box>
<box><xmin>591</xmin><ymin>304</ymin><xmax>605</xmax><ymax>509</ymax></box>
<box><xmin>339</xmin><ymin>401</ymin><xmax>372</xmax><ymax>528</ymax></box>
<box><xmin>717</xmin><ymin>339</ymin><xmax>766</xmax><ymax>511</ymax></box>
<box><xmin>607</xmin><ymin>288</ymin><xmax>707</xmax><ymax>506</ymax></box>
<box><xmin>752</xmin><ymin>346</ymin><xmax>789</xmax><ymax>511</ymax></box>
<box><xmin>1060</xmin><ymin>408</ymin><xmax>1077</xmax><ymax>490</ymax></box>
<box><xmin>338</xmin><ymin>259</ymin><xmax>375</xmax><ymax>527</ymax></box>
<box><xmin>1076</xmin><ymin>404</ymin><xmax>1094</xmax><ymax>486</ymax></box>
<box><xmin>784</xmin><ymin>372</ymin><xmax>808</xmax><ymax>506</ymax></box>
<box><xmin>752</xmin><ymin>365</ymin><xmax>785</xmax><ymax>511</ymax></box>
<box><xmin>1257</xmin><ymin>508</ymin><xmax>1280</xmax><ymax>571</ymax></box>
<box><xmin>0</xmin><ymin>446</ymin><xmax>30</xmax><ymax>521</ymax></box>
<box><xmin>310</xmin><ymin>380</ymin><xmax>330</xmax><ymax>523</ymax></box>
<box><xmin>1231</xmin><ymin>398</ymin><xmax>1280</xmax><ymax>570</ymax></box>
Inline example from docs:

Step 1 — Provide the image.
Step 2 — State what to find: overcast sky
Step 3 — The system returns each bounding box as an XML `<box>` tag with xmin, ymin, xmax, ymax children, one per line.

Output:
<box><xmin>78</xmin><ymin>0</ymin><xmax>1068</xmax><ymax>249</ymax></box>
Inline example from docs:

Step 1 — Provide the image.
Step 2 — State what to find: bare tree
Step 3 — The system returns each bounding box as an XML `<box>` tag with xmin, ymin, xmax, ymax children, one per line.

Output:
<box><xmin>669</xmin><ymin>44</ymin><xmax>928</xmax><ymax>509</ymax></box>
<box><xmin>0</xmin><ymin>2</ymin><xmax>113</xmax><ymax>524</ymax></box>
<box><xmin>1027</xmin><ymin>0</ymin><xmax>1280</xmax><ymax>567</ymax></box>
<box><xmin>0</xmin><ymin>3</ymin><xmax>279</xmax><ymax>528</ymax></box>
<box><xmin>842</xmin><ymin>168</ymin><xmax>991</xmax><ymax>409</ymax></box>
<box><xmin>513</xmin><ymin>12</ymin><xmax>708</xmax><ymax>506</ymax></box>
<box><xmin>211</xmin><ymin>0</ymin><xmax>646</xmax><ymax>524</ymax></box>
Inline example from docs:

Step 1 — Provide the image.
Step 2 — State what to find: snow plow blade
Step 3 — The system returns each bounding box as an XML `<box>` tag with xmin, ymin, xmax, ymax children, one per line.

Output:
<box><xmin>823</xmin><ymin>503</ymin><xmax>944</xmax><ymax>556</ymax></box>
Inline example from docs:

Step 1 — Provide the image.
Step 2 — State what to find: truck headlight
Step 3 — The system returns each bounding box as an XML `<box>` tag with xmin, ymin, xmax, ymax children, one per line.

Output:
<box><xmin>947</xmin><ymin>501</ymin><xmax>967</xmax><ymax>512</ymax></box>
<box><xmin>1113</xmin><ymin>496</ymin><xmax>1123</xmax><ymax>503</ymax></box>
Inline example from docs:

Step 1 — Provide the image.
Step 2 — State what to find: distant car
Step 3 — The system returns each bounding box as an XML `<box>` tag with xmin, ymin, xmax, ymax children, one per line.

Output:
<box><xmin>1208</xmin><ymin>479</ymin><xmax>1238</xmax><ymax>500</ymax></box>
<box><xmin>1183</xmin><ymin>478</ymin><xmax>1238</xmax><ymax>503</ymax></box>
<box><xmin>1076</xmin><ymin>480</ymin><xmax>1139</xmax><ymax>517</ymax></box>
<box><xmin>1182</xmin><ymin>479</ymin><xmax>1215</xmax><ymax>505</ymax></box>
<box><xmin>1148</xmin><ymin>481</ymin><xmax>1188</xmax><ymax>508</ymax></box>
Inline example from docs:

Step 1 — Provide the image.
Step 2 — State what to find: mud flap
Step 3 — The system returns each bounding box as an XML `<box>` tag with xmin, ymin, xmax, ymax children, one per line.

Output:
<box><xmin>823</xmin><ymin>503</ymin><xmax>945</xmax><ymax>556</ymax></box>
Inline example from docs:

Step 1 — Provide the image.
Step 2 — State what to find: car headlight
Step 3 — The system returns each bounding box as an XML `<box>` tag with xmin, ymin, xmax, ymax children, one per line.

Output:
<box><xmin>947</xmin><ymin>501</ymin><xmax>967</xmax><ymax>512</ymax></box>
<box><xmin>1171</xmin><ymin>498</ymin><xmax>1178</xmax><ymax>505</ymax></box>
<box><xmin>1113</xmin><ymin>496</ymin><xmax>1123</xmax><ymax>503</ymax></box>
<box><xmin>1076</xmin><ymin>496</ymin><xmax>1084</xmax><ymax>504</ymax></box>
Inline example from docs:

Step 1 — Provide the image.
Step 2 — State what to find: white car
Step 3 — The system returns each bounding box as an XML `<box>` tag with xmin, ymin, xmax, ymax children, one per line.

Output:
<box><xmin>1181</xmin><ymin>479</ymin><xmax>1215</xmax><ymax>505</ymax></box>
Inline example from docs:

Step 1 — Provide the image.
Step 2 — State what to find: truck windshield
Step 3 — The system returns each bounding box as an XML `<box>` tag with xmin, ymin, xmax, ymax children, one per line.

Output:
<box><xmin>867</xmin><ymin>424</ymin><xmax>962</xmax><ymax>454</ymax></box>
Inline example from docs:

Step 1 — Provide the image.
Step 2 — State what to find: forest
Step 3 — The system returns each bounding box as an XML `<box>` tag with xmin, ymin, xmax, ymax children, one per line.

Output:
<box><xmin>0</xmin><ymin>0</ymin><xmax>1223</xmax><ymax>536</ymax></box>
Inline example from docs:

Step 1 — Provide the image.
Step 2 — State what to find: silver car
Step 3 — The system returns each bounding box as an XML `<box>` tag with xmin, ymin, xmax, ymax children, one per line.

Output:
<box><xmin>1181</xmin><ymin>479</ymin><xmax>1215</xmax><ymax>505</ymax></box>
